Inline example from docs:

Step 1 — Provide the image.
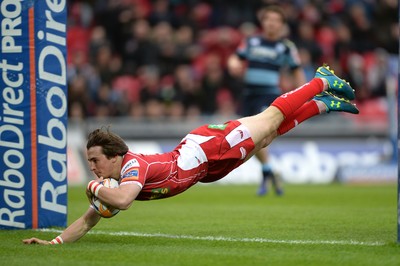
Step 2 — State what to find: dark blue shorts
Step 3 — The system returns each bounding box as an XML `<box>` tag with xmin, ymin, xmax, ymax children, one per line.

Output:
<box><xmin>240</xmin><ymin>93</ymin><xmax>280</xmax><ymax>116</ymax></box>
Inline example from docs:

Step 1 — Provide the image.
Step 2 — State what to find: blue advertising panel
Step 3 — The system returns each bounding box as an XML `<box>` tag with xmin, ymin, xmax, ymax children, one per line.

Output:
<box><xmin>0</xmin><ymin>0</ymin><xmax>67</xmax><ymax>229</ymax></box>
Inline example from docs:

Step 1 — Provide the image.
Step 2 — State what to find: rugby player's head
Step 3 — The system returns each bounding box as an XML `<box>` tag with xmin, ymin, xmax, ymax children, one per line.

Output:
<box><xmin>257</xmin><ymin>5</ymin><xmax>286</xmax><ymax>24</ymax></box>
<box><xmin>87</xmin><ymin>126</ymin><xmax>128</xmax><ymax>159</ymax></box>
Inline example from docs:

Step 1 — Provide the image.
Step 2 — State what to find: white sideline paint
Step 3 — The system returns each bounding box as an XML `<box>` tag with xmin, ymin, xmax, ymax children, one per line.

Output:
<box><xmin>39</xmin><ymin>228</ymin><xmax>385</xmax><ymax>246</ymax></box>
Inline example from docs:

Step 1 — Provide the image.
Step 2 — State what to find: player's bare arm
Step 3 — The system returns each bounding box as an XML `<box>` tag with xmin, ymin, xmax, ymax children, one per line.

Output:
<box><xmin>94</xmin><ymin>183</ymin><xmax>142</xmax><ymax>210</ymax></box>
<box><xmin>23</xmin><ymin>207</ymin><xmax>101</xmax><ymax>245</ymax></box>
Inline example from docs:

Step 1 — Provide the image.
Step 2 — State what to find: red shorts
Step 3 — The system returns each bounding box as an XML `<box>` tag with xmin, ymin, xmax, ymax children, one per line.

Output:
<box><xmin>121</xmin><ymin>120</ymin><xmax>256</xmax><ymax>200</ymax></box>
<box><xmin>182</xmin><ymin>120</ymin><xmax>255</xmax><ymax>183</ymax></box>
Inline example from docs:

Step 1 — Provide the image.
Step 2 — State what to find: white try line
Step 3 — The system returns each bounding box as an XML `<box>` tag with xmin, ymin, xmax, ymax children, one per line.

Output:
<box><xmin>39</xmin><ymin>228</ymin><xmax>385</xmax><ymax>247</ymax></box>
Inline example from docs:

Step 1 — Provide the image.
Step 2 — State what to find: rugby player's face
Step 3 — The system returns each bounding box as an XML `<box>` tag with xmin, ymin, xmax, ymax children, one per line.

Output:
<box><xmin>261</xmin><ymin>12</ymin><xmax>284</xmax><ymax>38</ymax></box>
<box><xmin>87</xmin><ymin>146</ymin><xmax>114</xmax><ymax>178</ymax></box>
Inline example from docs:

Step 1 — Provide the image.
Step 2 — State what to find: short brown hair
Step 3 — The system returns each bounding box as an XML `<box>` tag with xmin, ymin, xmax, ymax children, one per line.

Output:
<box><xmin>86</xmin><ymin>126</ymin><xmax>129</xmax><ymax>158</ymax></box>
<box><xmin>257</xmin><ymin>5</ymin><xmax>286</xmax><ymax>23</ymax></box>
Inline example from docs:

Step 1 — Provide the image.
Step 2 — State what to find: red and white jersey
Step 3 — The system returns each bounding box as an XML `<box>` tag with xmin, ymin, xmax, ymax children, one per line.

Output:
<box><xmin>119</xmin><ymin>120</ymin><xmax>255</xmax><ymax>200</ymax></box>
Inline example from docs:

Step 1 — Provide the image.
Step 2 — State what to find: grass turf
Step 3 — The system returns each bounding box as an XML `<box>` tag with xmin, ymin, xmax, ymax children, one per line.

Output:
<box><xmin>1</xmin><ymin>184</ymin><xmax>399</xmax><ymax>266</ymax></box>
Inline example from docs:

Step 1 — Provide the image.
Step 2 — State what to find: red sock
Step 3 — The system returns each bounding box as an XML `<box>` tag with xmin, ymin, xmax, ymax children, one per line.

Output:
<box><xmin>277</xmin><ymin>100</ymin><xmax>320</xmax><ymax>135</ymax></box>
<box><xmin>271</xmin><ymin>78</ymin><xmax>323</xmax><ymax>118</ymax></box>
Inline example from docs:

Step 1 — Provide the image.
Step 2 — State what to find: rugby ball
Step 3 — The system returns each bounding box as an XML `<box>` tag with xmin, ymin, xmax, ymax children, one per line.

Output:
<box><xmin>90</xmin><ymin>178</ymin><xmax>120</xmax><ymax>218</ymax></box>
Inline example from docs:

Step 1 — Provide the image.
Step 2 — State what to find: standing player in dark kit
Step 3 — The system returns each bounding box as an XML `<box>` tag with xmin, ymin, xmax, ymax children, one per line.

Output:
<box><xmin>23</xmin><ymin>65</ymin><xmax>358</xmax><ymax>244</ymax></box>
<box><xmin>228</xmin><ymin>5</ymin><xmax>306</xmax><ymax>196</ymax></box>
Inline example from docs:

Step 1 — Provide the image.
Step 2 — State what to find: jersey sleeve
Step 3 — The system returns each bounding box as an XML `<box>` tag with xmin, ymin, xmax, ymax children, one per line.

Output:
<box><xmin>236</xmin><ymin>38</ymin><xmax>248</xmax><ymax>59</ymax></box>
<box><xmin>283</xmin><ymin>39</ymin><xmax>302</xmax><ymax>69</ymax></box>
<box><xmin>120</xmin><ymin>158</ymin><xmax>145</xmax><ymax>189</ymax></box>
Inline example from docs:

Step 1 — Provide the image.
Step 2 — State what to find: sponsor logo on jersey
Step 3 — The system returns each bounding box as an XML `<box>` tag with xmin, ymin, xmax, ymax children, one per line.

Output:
<box><xmin>149</xmin><ymin>187</ymin><xmax>170</xmax><ymax>199</ymax></box>
<box><xmin>250</xmin><ymin>46</ymin><xmax>278</xmax><ymax>59</ymax></box>
<box><xmin>208</xmin><ymin>124</ymin><xmax>227</xmax><ymax>130</ymax></box>
<box><xmin>121</xmin><ymin>159</ymin><xmax>139</xmax><ymax>173</ymax></box>
<box><xmin>122</xmin><ymin>168</ymin><xmax>139</xmax><ymax>180</ymax></box>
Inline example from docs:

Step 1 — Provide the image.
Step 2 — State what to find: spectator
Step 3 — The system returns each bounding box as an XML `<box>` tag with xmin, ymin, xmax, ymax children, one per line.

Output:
<box><xmin>345</xmin><ymin>3</ymin><xmax>375</xmax><ymax>53</ymax></box>
<box><xmin>295</xmin><ymin>21</ymin><xmax>323</xmax><ymax>64</ymax></box>
<box><xmin>138</xmin><ymin>66</ymin><xmax>165</xmax><ymax>119</ymax></box>
<box><xmin>159</xmin><ymin>76</ymin><xmax>185</xmax><ymax>120</ymax></box>
<box><xmin>123</xmin><ymin>19</ymin><xmax>159</xmax><ymax>73</ymax></box>
<box><xmin>199</xmin><ymin>53</ymin><xmax>228</xmax><ymax>115</ymax></box>
<box><xmin>174</xmin><ymin>64</ymin><xmax>202</xmax><ymax>119</ymax></box>
<box><xmin>68</xmin><ymin>74</ymin><xmax>92</xmax><ymax>117</ymax></box>
<box><xmin>152</xmin><ymin>21</ymin><xmax>179</xmax><ymax>76</ymax></box>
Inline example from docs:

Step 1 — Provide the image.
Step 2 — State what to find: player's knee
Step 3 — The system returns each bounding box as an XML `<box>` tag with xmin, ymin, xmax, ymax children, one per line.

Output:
<box><xmin>261</xmin><ymin>134</ymin><xmax>276</xmax><ymax>148</ymax></box>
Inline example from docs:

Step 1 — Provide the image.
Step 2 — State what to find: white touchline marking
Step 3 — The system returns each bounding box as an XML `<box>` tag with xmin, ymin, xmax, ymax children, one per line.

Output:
<box><xmin>38</xmin><ymin>228</ymin><xmax>385</xmax><ymax>246</ymax></box>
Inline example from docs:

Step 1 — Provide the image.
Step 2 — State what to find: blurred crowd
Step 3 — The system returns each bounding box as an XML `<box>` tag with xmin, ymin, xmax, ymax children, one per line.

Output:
<box><xmin>67</xmin><ymin>0</ymin><xmax>398</xmax><ymax>121</ymax></box>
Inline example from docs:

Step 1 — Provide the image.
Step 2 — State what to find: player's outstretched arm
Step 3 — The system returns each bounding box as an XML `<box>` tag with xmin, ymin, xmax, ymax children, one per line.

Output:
<box><xmin>23</xmin><ymin>207</ymin><xmax>101</xmax><ymax>245</ymax></box>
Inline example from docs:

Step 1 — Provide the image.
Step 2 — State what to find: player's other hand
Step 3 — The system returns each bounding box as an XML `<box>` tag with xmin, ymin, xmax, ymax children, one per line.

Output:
<box><xmin>22</xmin><ymin>237</ymin><xmax>50</xmax><ymax>245</ymax></box>
<box><xmin>86</xmin><ymin>176</ymin><xmax>104</xmax><ymax>199</ymax></box>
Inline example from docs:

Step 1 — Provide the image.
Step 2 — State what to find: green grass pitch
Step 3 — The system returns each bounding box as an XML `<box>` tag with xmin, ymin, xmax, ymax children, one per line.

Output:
<box><xmin>1</xmin><ymin>184</ymin><xmax>399</xmax><ymax>266</ymax></box>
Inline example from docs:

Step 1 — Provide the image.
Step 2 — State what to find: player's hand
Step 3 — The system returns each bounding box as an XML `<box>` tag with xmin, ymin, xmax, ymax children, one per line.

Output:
<box><xmin>227</xmin><ymin>55</ymin><xmax>244</xmax><ymax>77</ymax></box>
<box><xmin>86</xmin><ymin>176</ymin><xmax>104</xmax><ymax>199</ymax></box>
<box><xmin>22</xmin><ymin>237</ymin><xmax>50</xmax><ymax>245</ymax></box>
